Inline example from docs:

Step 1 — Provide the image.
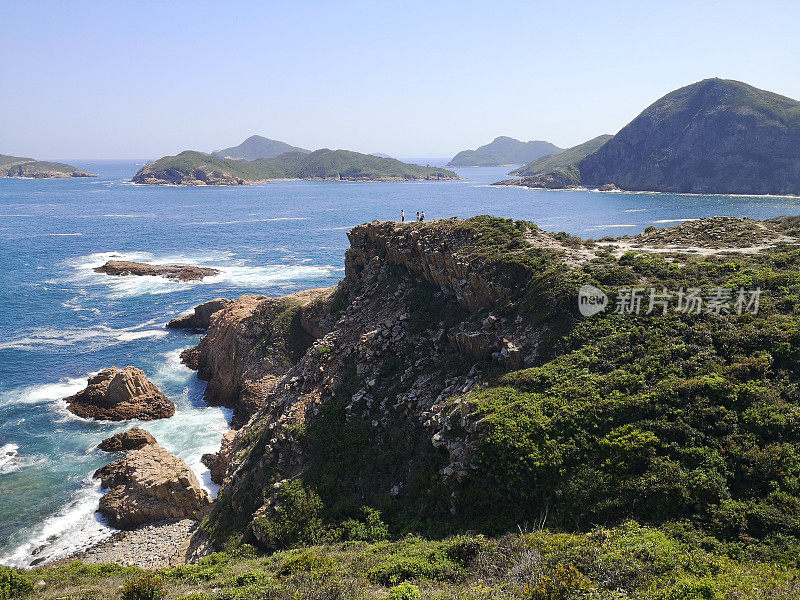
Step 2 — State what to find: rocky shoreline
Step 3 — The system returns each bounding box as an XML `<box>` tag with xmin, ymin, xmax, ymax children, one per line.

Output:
<box><xmin>94</xmin><ymin>260</ymin><xmax>219</xmax><ymax>281</ymax></box>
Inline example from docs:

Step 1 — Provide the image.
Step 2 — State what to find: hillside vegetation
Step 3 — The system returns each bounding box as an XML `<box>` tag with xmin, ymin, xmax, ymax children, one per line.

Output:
<box><xmin>212</xmin><ymin>135</ymin><xmax>310</xmax><ymax>160</ymax></box>
<box><xmin>132</xmin><ymin>149</ymin><xmax>458</xmax><ymax>185</ymax></box>
<box><xmin>447</xmin><ymin>137</ymin><xmax>561</xmax><ymax>167</ymax></box>
<box><xmin>508</xmin><ymin>134</ymin><xmax>613</xmax><ymax>177</ymax></box>
<box><xmin>0</xmin><ymin>154</ymin><xmax>95</xmax><ymax>178</ymax></box>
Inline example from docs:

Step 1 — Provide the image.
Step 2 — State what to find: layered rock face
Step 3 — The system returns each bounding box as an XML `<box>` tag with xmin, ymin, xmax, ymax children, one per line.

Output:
<box><xmin>579</xmin><ymin>78</ymin><xmax>800</xmax><ymax>195</ymax></box>
<box><xmin>180</xmin><ymin>288</ymin><xmax>334</xmax><ymax>428</ymax></box>
<box><xmin>94</xmin><ymin>443</ymin><xmax>210</xmax><ymax>529</ymax></box>
<box><xmin>168</xmin><ymin>299</ymin><xmax>231</xmax><ymax>329</ymax></box>
<box><xmin>94</xmin><ymin>260</ymin><xmax>219</xmax><ymax>281</ymax></box>
<box><xmin>65</xmin><ymin>367</ymin><xmax>175</xmax><ymax>421</ymax></box>
<box><xmin>189</xmin><ymin>218</ymin><xmax>562</xmax><ymax>547</ymax></box>
<box><xmin>98</xmin><ymin>427</ymin><xmax>158</xmax><ymax>452</ymax></box>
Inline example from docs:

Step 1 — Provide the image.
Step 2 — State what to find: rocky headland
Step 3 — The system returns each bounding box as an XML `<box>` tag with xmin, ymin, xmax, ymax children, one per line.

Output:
<box><xmin>167</xmin><ymin>298</ymin><xmax>232</xmax><ymax>329</ymax></box>
<box><xmin>94</xmin><ymin>260</ymin><xmax>219</xmax><ymax>281</ymax></box>
<box><xmin>19</xmin><ymin>215</ymin><xmax>800</xmax><ymax>600</ymax></box>
<box><xmin>64</xmin><ymin>366</ymin><xmax>175</xmax><ymax>421</ymax></box>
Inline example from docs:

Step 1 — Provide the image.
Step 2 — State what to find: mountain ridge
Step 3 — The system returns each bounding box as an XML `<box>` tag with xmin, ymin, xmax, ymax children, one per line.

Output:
<box><xmin>446</xmin><ymin>136</ymin><xmax>562</xmax><ymax>167</ymax></box>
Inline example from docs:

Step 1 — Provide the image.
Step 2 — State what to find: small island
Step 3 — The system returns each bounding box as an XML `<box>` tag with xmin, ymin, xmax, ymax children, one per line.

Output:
<box><xmin>131</xmin><ymin>148</ymin><xmax>459</xmax><ymax>185</ymax></box>
<box><xmin>0</xmin><ymin>154</ymin><xmax>97</xmax><ymax>179</ymax></box>
<box><xmin>447</xmin><ymin>136</ymin><xmax>562</xmax><ymax>167</ymax></box>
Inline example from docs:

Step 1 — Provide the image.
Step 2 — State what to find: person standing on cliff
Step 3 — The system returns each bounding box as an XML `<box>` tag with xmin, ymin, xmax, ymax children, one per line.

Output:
<box><xmin>416</xmin><ymin>211</ymin><xmax>420</xmax><ymax>222</ymax></box>
<box><xmin>421</xmin><ymin>211</ymin><xmax>426</xmax><ymax>222</ymax></box>
<box><xmin>401</xmin><ymin>210</ymin><xmax>405</xmax><ymax>223</ymax></box>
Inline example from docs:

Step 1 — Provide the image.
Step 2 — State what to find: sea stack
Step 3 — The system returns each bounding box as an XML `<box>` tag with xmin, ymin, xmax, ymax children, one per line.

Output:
<box><xmin>65</xmin><ymin>366</ymin><xmax>175</xmax><ymax>421</ymax></box>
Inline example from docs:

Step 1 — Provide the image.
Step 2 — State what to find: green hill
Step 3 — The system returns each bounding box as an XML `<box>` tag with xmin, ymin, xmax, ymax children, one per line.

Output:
<box><xmin>0</xmin><ymin>154</ymin><xmax>96</xmax><ymax>178</ymax></box>
<box><xmin>132</xmin><ymin>149</ymin><xmax>459</xmax><ymax>185</ymax></box>
<box><xmin>212</xmin><ymin>135</ymin><xmax>310</xmax><ymax>160</ymax></box>
<box><xmin>446</xmin><ymin>136</ymin><xmax>562</xmax><ymax>167</ymax></box>
<box><xmin>579</xmin><ymin>78</ymin><xmax>800</xmax><ymax>194</ymax></box>
<box><xmin>509</xmin><ymin>134</ymin><xmax>613</xmax><ymax>176</ymax></box>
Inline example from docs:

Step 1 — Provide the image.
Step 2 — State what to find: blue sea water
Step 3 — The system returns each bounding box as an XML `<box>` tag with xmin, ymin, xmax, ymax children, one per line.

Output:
<box><xmin>0</xmin><ymin>159</ymin><xmax>798</xmax><ymax>566</ymax></box>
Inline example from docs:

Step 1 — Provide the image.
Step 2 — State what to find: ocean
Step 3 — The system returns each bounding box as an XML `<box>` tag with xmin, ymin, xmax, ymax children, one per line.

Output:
<box><xmin>1</xmin><ymin>159</ymin><xmax>798</xmax><ymax>567</ymax></box>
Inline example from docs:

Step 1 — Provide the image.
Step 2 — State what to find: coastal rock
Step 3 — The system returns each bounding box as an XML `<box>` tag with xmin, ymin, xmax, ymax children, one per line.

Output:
<box><xmin>181</xmin><ymin>288</ymin><xmax>333</xmax><ymax>427</ymax></box>
<box><xmin>201</xmin><ymin>429</ymin><xmax>237</xmax><ymax>485</ymax></box>
<box><xmin>65</xmin><ymin>366</ymin><xmax>175</xmax><ymax>421</ymax></box>
<box><xmin>94</xmin><ymin>444</ymin><xmax>210</xmax><ymax>529</ymax></box>
<box><xmin>98</xmin><ymin>427</ymin><xmax>158</xmax><ymax>452</ymax></box>
<box><xmin>94</xmin><ymin>260</ymin><xmax>218</xmax><ymax>281</ymax></box>
<box><xmin>167</xmin><ymin>299</ymin><xmax>231</xmax><ymax>330</ymax></box>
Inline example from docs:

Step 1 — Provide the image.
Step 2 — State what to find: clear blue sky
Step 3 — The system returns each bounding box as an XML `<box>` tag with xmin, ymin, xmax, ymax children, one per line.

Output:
<box><xmin>2</xmin><ymin>0</ymin><xmax>799</xmax><ymax>159</ymax></box>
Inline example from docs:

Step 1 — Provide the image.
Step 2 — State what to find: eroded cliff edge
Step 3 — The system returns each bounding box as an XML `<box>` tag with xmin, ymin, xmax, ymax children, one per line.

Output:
<box><xmin>184</xmin><ymin>215</ymin><xmax>800</xmax><ymax>553</ymax></box>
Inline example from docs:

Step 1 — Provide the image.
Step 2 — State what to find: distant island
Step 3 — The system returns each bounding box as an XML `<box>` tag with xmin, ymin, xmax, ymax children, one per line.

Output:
<box><xmin>494</xmin><ymin>78</ymin><xmax>800</xmax><ymax>195</ymax></box>
<box><xmin>132</xmin><ymin>148</ymin><xmax>459</xmax><ymax>185</ymax></box>
<box><xmin>446</xmin><ymin>136</ymin><xmax>562</xmax><ymax>167</ymax></box>
<box><xmin>0</xmin><ymin>154</ymin><xmax>96</xmax><ymax>179</ymax></box>
<box><xmin>211</xmin><ymin>135</ymin><xmax>310</xmax><ymax>160</ymax></box>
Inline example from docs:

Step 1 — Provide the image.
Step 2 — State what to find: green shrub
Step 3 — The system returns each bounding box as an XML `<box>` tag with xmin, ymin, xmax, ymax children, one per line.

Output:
<box><xmin>120</xmin><ymin>573</ymin><xmax>165</xmax><ymax>600</ymax></box>
<box><xmin>254</xmin><ymin>481</ymin><xmax>326</xmax><ymax>549</ymax></box>
<box><xmin>387</xmin><ymin>582</ymin><xmax>422</xmax><ymax>600</ymax></box>
<box><xmin>278</xmin><ymin>549</ymin><xmax>335</xmax><ymax>575</ymax></box>
<box><xmin>0</xmin><ymin>567</ymin><xmax>33</xmax><ymax>600</ymax></box>
<box><xmin>368</xmin><ymin>541</ymin><xmax>463</xmax><ymax>585</ymax></box>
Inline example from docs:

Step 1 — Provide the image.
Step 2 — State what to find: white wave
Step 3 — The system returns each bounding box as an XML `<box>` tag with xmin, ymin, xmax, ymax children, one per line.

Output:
<box><xmin>0</xmin><ymin>377</ymin><xmax>88</xmax><ymax>408</ymax></box>
<box><xmin>187</xmin><ymin>217</ymin><xmax>309</xmax><ymax>225</ymax></box>
<box><xmin>101</xmin><ymin>214</ymin><xmax>155</xmax><ymax>218</ymax></box>
<box><xmin>47</xmin><ymin>233</ymin><xmax>82</xmax><ymax>237</ymax></box>
<box><xmin>0</xmin><ymin>477</ymin><xmax>114</xmax><ymax>568</ymax></box>
<box><xmin>593</xmin><ymin>224</ymin><xmax>637</xmax><ymax>228</ymax></box>
<box><xmin>0</xmin><ymin>319</ymin><xmax>166</xmax><ymax>351</ymax></box>
<box><xmin>208</xmin><ymin>264</ymin><xmax>340</xmax><ymax>287</ymax></box>
<box><xmin>623</xmin><ymin>209</ymin><xmax>650</xmax><ymax>213</ymax></box>
<box><xmin>653</xmin><ymin>218</ymin><xmax>700</xmax><ymax>223</ymax></box>
<box><xmin>116</xmin><ymin>330</ymin><xmax>169</xmax><ymax>342</ymax></box>
<box><xmin>0</xmin><ymin>444</ymin><xmax>19</xmax><ymax>474</ymax></box>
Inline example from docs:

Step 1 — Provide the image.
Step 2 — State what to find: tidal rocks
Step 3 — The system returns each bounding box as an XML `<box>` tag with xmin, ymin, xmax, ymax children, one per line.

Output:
<box><xmin>94</xmin><ymin>260</ymin><xmax>219</xmax><ymax>281</ymax></box>
<box><xmin>94</xmin><ymin>443</ymin><xmax>210</xmax><ymax>529</ymax></box>
<box><xmin>65</xmin><ymin>366</ymin><xmax>175</xmax><ymax>421</ymax></box>
<box><xmin>167</xmin><ymin>299</ymin><xmax>231</xmax><ymax>330</ymax></box>
<box><xmin>98</xmin><ymin>427</ymin><xmax>158</xmax><ymax>452</ymax></box>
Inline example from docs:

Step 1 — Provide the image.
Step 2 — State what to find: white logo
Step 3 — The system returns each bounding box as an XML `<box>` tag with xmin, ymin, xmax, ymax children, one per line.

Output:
<box><xmin>578</xmin><ymin>285</ymin><xmax>608</xmax><ymax>317</ymax></box>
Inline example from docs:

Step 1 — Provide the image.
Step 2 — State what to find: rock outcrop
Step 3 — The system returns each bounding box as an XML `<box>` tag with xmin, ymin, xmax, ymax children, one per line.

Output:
<box><xmin>94</xmin><ymin>260</ymin><xmax>219</xmax><ymax>281</ymax></box>
<box><xmin>98</xmin><ymin>427</ymin><xmax>158</xmax><ymax>452</ymax></box>
<box><xmin>167</xmin><ymin>299</ymin><xmax>231</xmax><ymax>330</ymax></box>
<box><xmin>65</xmin><ymin>367</ymin><xmax>175</xmax><ymax>421</ymax></box>
<box><xmin>180</xmin><ymin>288</ymin><xmax>334</xmax><ymax>427</ymax></box>
<box><xmin>94</xmin><ymin>443</ymin><xmax>210</xmax><ymax>529</ymax></box>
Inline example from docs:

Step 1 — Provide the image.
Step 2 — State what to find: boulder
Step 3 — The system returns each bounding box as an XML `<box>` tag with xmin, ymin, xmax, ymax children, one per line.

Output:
<box><xmin>94</xmin><ymin>260</ymin><xmax>219</xmax><ymax>281</ymax></box>
<box><xmin>98</xmin><ymin>427</ymin><xmax>158</xmax><ymax>452</ymax></box>
<box><xmin>65</xmin><ymin>366</ymin><xmax>175</xmax><ymax>421</ymax></box>
<box><xmin>167</xmin><ymin>299</ymin><xmax>231</xmax><ymax>330</ymax></box>
<box><xmin>94</xmin><ymin>444</ymin><xmax>210</xmax><ymax>529</ymax></box>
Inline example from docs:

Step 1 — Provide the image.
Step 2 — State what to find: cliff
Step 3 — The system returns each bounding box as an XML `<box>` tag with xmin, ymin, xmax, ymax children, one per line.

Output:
<box><xmin>447</xmin><ymin>136</ymin><xmax>561</xmax><ymax>167</ymax></box>
<box><xmin>185</xmin><ymin>215</ymin><xmax>800</xmax><ymax>560</ymax></box>
<box><xmin>132</xmin><ymin>149</ymin><xmax>459</xmax><ymax>185</ymax></box>
<box><xmin>0</xmin><ymin>154</ymin><xmax>96</xmax><ymax>178</ymax></box>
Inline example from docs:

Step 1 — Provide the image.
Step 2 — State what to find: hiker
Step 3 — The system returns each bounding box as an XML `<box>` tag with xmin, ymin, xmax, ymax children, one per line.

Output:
<box><xmin>416</xmin><ymin>211</ymin><xmax>420</xmax><ymax>222</ymax></box>
<box><xmin>401</xmin><ymin>209</ymin><xmax>405</xmax><ymax>223</ymax></box>
<box><xmin>420</xmin><ymin>211</ymin><xmax>425</xmax><ymax>222</ymax></box>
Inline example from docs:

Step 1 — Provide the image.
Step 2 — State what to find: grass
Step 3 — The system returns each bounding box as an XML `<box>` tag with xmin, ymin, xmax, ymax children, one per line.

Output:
<box><xmin>16</xmin><ymin>525</ymin><xmax>800</xmax><ymax>599</ymax></box>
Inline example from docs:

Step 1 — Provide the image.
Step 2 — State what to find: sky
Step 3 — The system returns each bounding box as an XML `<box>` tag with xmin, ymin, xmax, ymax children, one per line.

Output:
<box><xmin>2</xmin><ymin>0</ymin><xmax>799</xmax><ymax>160</ymax></box>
